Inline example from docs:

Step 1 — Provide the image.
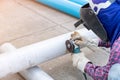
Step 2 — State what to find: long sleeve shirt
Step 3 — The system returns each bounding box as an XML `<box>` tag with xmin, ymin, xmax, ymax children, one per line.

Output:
<box><xmin>85</xmin><ymin>36</ymin><xmax>120</xmax><ymax>80</ymax></box>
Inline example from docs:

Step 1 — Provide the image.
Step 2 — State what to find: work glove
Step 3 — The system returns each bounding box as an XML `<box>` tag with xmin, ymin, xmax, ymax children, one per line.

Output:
<box><xmin>71</xmin><ymin>32</ymin><xmax>102</xmax><ymax>47</ymax></box>
<box><xmin>67</xmin><ymin>32</ymin><xmax>90</xmax><ymax>72</ymax></box>
<box><xmin>72</xmin><ymin>52</ymin><xmax>90</xmax><ymax>73</ymax></box>
<box><xmin>74</xmin><ymin>35</ymin><xmax>110</xmax><ymax>48</ymax></box>
<box><xmin>70</xmin><ymin>31</ymin><xmax>88</xmax><ymax>47</ymax></box>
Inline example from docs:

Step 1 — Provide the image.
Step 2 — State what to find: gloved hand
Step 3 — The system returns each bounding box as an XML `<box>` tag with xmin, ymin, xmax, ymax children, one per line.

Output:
<box><xmin>75</xmin><ymin>36</ymin><xmax>100</xmax><ymax>47</ymax></box>
<box><xmin>66</xmin><ymin>32</ymin><xmax>90</xmax><ymax>72</ymax></box>
<box><xmin>71</xmin><ymin>32</ymin><xmax>100</xmax><ymax>47</ymax></box>
<box><xmin>70</xmin><ymin>32</ymin><xmax>90</xmax><ymax>72</ymax></box>
<box><xmin>72</xmin><ymin>52</ymin><xmax>90</xmax><ymax>73</ymax></box>
<box><xmin>71</xmin><ymin>31</ymin><xmax>88</xmax><ymax>47</ymax></box>
<box><xmin>74</xmin><ymin>35</ymin><xmax>110</xmax><ymax>48</ymax></box>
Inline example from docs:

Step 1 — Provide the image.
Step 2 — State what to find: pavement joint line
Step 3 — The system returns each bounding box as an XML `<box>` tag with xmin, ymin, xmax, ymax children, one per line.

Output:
<box><xmin>15</xmin><ymin>0</ymin><xmax>59</xmax><ymax>25</ymax></box>
<box><xmin>15</xmin><ymin>0</ymin><xmax>77</xmax><ymax>25</ymax></box>
<box><xmin>0</xmin><ymin>24</ymin><xmax>61</xmax><ymax>45</ymax></box>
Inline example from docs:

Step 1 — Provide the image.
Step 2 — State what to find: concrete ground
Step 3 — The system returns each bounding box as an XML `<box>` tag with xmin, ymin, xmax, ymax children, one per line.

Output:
<box><xmin>0</xmin><ymin>0</ymin><xmax>110</xmax><ymax>80</ymax></box>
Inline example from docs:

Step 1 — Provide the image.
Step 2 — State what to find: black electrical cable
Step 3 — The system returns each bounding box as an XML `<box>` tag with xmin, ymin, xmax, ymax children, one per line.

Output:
<box><xmin>83</xmin><ymin>73</ymin><xmax>87</xmax><ymax>80</ymax></box>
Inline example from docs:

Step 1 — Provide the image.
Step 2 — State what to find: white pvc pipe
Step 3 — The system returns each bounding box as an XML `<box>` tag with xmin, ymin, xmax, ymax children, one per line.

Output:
<box><xmin>0</xmin><ymin>28</ymin><xmax>97</xmax><ymax>78</ymax></box>
<box><xmin>0</xmin><ymin>43</ymin><xmax>54</xmax><ymax>80</ymax></box>
<box><xmin>20</xmin><ymin>66</ymin><xmax>54</xmax><ymax>80</ymax></box>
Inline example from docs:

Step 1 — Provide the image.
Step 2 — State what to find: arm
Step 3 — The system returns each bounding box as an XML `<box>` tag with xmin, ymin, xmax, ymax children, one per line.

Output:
<box><xmin>75</xmin><ymin>38</ymin><xmax>110</xmax><ymax>48</ymax></box>
<box><xmin>85</xmin><ymin>37</ymin><xmax>120</xmax><ymax>80</ymax></box>
<box><xmin>85</xmin><ymin>63</ymin><xmax>110</xmax><ymax>80</ymax></box>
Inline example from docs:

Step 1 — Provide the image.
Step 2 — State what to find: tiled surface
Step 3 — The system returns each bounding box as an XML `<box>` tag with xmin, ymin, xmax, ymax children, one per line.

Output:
<box><xmin>0</xmin><ymin>0</ymin><xmax>109</xmax><ymax>80</ymax></box>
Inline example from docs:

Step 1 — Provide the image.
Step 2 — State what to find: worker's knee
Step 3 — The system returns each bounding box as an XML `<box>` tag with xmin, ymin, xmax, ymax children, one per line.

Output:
<box><xmin>108</xmin><ymin>63</ymin><xmax>120</xmax><ymax>80</ymax></box>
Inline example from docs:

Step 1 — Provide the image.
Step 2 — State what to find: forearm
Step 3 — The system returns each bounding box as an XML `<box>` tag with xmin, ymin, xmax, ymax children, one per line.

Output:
<box><xmin>85</xmin><ymin>62</ymin><xmax>110</xmax><ymax>80</ymax></box>
<box><xmin>84</xmin><ymin>37</ymin><xmax>120</xmax><ymax>80</ymax></box>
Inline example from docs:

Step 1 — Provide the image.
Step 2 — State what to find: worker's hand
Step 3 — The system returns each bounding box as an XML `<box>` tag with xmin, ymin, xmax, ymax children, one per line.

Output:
<box><xmin>74</xmin><ymin>39</ymin><xmax>87</xmax><ymax>46</ymax></box>
<box><xmin>71</xmin><ymin>32</ymin><xmax>87</xmax><ymax>46</ymax></box>
<box><xmin>68</xmin><ymin>31</ymin><xmax>90</xmax><ymax>72</ymax></box>
<box><xmin>72</xmin><ymin>52</ymin><xmax>90</xmax><ymax>72</ymax></box>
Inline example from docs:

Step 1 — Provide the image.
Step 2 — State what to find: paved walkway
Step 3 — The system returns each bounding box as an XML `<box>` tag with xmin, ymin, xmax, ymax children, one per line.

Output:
<box><xmin>0</xmin><ymin>0</ymin><xmax>109</xmax><ymax>80</ymax></box>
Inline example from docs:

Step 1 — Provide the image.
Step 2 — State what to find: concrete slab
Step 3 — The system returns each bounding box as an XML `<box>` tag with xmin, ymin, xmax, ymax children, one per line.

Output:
<box><xmin>40</xmin><ymin>47</ymin><xmax>109</xmax><ymax>80</ymax></box>
<box><xmin>11</xmin><ymin>26</ymin><xmax>69</xmax><ymax>48</ymax></box>
<box><xmin>0</xmin><ymin>0</ymin><xmax>110</xmax><ymax>80</ymax></box>
<box><xmin>0</xmin><ymin>0</ymin><xmax>56</xmax><ymax>44</ymax></box>
<box><xmin>15</xmin><ymin>0</ymin><xmax>77</xmax><ymax>24</ymax></box>
<box><xmin>0</xmin><ymin>74</ymin><xmax>24</xmax><ymax>80</ymax></box>
<box><xmin>40</xmin><ymin>53</ymin><xmax>93</xmax><ymax>80</ymax></box>
<box><xmin>61</xmin><ymin>20</ymin><xmax>85</xmax><ymax>31</ymax></box>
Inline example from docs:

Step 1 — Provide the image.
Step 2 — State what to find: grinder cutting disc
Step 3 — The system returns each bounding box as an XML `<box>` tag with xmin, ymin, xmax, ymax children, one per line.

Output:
<box><xmin>65</xmin><ymin>40</ymin><xmax>74</xmax><ymax>53</ymax></box>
